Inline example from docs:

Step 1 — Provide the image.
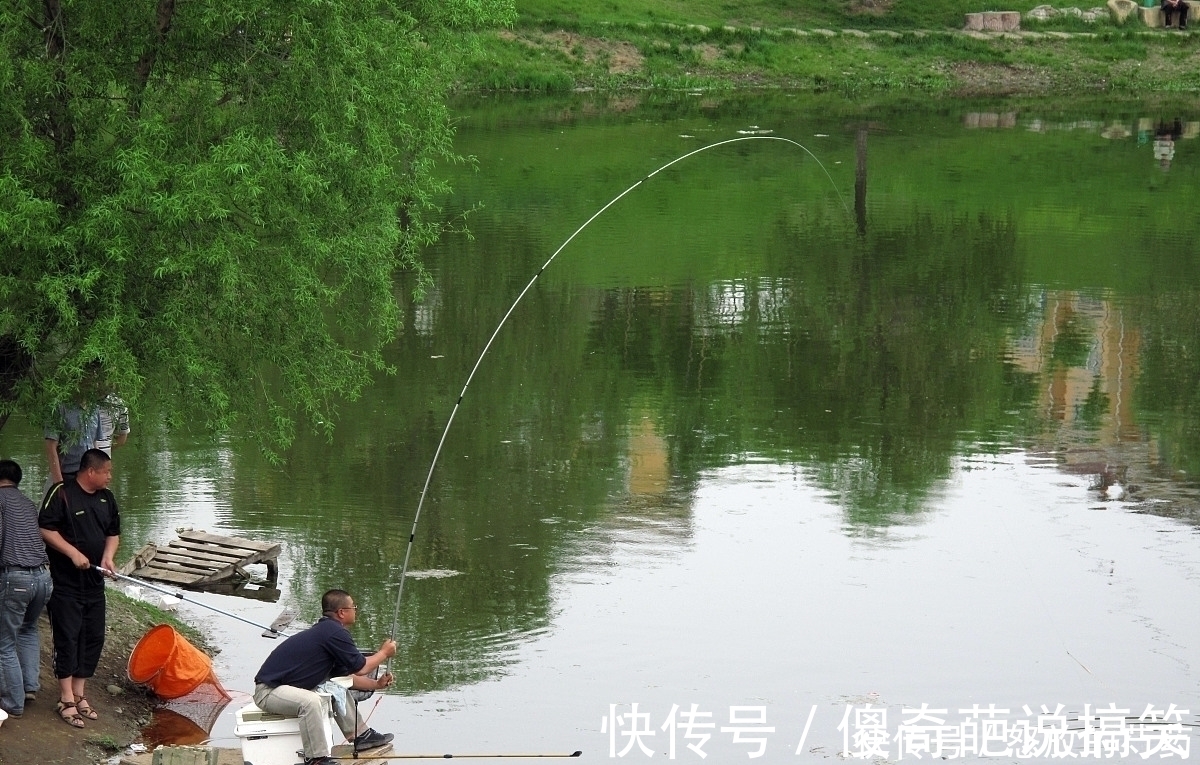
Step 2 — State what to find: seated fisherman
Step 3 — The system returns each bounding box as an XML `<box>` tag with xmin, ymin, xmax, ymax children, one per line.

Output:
<box><xmin>253</xmin><ymin>589</ymin><xmax>397</xmax><ymax>765</ymax></box>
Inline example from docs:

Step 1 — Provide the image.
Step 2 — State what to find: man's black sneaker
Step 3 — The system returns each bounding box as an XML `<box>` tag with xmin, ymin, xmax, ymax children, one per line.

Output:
<box><xmin>354</xmin><ymin>728</ymin><xmax>395</xmax><ymax>751</ymax></box>
<box><xmin>304</xmin><ymin>758</ymin><xmax>335</xmax><ymax>765</ymax></box>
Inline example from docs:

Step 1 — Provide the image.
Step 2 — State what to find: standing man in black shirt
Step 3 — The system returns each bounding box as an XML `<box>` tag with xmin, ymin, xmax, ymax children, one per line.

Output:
<box><xmin>39</xmin><ymin>448</ymin><xmax>119</xmax><ymax>728</ymax></box>
<box><xmin>253</xmin><ymin>589</ymin><xmax>396</xmax><ymax>765</ymax></box>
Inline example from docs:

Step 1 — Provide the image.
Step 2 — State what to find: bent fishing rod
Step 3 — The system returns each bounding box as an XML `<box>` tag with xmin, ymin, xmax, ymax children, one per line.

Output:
<box><xmin>386</xmin><ymin>135</ymin><xmax>849</xmax><ymax>648</ymax></box>
<box><xmin>95</xmin><ymin>566</ymin><xmax>291</xmax><ymax>638</ymax></box>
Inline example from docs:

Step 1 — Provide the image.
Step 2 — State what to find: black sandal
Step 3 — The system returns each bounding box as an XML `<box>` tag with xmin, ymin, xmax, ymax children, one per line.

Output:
<box><xmin>56</xmin><ymin>699</ymin><xmax>85</xmax><ymax>728</ymax></box>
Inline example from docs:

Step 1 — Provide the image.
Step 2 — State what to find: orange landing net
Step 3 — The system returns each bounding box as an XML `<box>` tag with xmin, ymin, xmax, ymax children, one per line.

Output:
<box><xmin>128</xmin><ymin>624</ymin><xmax>229</xmax><ymax>701</ymax></box>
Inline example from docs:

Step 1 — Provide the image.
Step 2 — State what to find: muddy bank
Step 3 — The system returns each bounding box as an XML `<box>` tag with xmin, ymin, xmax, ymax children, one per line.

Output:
<box><xmin>0</xmin><ymin>591</ymin><xmax>210</xmax><ymax>765</ymax></box>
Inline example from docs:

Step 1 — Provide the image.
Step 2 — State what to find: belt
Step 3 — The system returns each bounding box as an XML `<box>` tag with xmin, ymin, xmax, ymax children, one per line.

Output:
<box><xmin>0</xmin><ymin>564</ymin><xmax>48</xmax><ymax>572</ymax></box>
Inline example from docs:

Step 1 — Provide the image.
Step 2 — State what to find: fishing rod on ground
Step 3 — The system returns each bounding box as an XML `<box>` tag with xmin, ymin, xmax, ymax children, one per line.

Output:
<box><xmin>94</xmin><ymin>566</ymin><xmax>294</xmax><ymax>638</ymax></box>
<box><xmin>385</xmin><ymin>135</ymin><xmax>850</xmax><ymax>649</ymax></box>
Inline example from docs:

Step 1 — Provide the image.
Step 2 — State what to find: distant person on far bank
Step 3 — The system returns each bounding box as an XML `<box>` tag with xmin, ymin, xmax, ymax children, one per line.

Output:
<box><xmin>253</xmin><ymin>589</ymin><xmax>396</xmax><ymax>765</ymax></box>
<box><xmin>39</xmin><ymin>449</ymin><xmax>120</xmax><ymax>729</ymax></box>
<box><xmin>1162</xmin><ymin>0</ymin><xmax>1188</xmax><ymax>29</ymax></box>
<box><xmin>0</xmin><ymin>459</ymin><xmax>52</xmax><ymax>719</ymax></box>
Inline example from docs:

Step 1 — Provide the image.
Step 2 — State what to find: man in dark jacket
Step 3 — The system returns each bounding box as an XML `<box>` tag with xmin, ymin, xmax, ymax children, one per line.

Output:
<box><xmin>253</xmin><ymin>589</ymin><xmax>396</xmax><ymax>765</ymax></box>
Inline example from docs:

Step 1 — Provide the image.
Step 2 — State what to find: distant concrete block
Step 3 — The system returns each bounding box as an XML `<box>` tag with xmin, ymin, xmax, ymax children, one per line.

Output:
<box><xmin>1138</xmin><ymin>5</ymin><xmax>1164</xmax><ymax>25</ymax></box>
<box><xmin>1104</xmin><ymin>0</ymin><xmax>1132</xmax><ymax>22</ymax></box>
<box><xmin>151</xmin><ymin>747</ymin><xmax>219</xmax><ymax>765</ymax></box>
<box><xmin>969</xmin><ymin>11</ymin><xmax>1022</xmax><ymax>31</ymax></box>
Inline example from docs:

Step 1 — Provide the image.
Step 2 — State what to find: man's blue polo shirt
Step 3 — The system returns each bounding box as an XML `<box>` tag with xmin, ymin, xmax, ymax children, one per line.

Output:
<box><xmin>255</xmin><ymin>617</ymin><xmax>367</xmax><ymax>690</ymax></box>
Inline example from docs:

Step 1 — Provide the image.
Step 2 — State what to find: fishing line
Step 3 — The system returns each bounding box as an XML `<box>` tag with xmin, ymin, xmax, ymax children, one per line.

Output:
<box><xmin>387</xmin><ymin>135</ymin><xmax>850</xmax><ymax>648</ymax></box>
<box><xmin>991</xmin><ymin>502</ymin><xmax>1115</xmax><ymax>697</ymax></box>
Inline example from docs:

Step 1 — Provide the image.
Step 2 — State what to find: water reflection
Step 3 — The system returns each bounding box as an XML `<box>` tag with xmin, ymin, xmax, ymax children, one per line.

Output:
<box><xmin>2</xmin><ymin>97</ymin><xmax>1200</xmax><ymax>727</ymax></box>
<box><xmin>1154</xmin><ymin>119</ymin><xmax>1182</xmax><ymax>172</ymax></box>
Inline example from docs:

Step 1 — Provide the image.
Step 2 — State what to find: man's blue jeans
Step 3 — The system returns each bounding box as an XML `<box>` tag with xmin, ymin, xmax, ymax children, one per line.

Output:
<box><xmin>0</xmin><ymin>566</ymin><xmax>52</xmax><ymax>715</ymax></box>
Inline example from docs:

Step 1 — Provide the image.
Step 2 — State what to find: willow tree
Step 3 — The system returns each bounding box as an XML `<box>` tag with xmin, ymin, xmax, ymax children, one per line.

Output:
<box><xmin>0</xmin><ymin>0</ymin><xmax>511</xmax><ymax>444</ymax></box>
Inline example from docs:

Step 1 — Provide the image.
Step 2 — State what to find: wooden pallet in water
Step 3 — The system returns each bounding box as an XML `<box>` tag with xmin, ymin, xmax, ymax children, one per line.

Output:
<box><xmin>119</xmin><ymin>530</ymin><xmax>280</xmax><ymax>590</ymax></box>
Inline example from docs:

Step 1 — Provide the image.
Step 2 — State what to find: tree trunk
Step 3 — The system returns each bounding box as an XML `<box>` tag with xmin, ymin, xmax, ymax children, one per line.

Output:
<box><xmin>131</xmin><ymin>0</ymin><xmax>178</xmax><ymax>115</ymax></box>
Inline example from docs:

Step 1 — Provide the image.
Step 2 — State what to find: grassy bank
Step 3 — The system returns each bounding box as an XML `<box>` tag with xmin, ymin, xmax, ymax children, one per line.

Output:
<box><xmin>513</xmin><ymin>0</ymin><xmax>1055</xmax><ymax>29</ymax></box>
<box><xmin>106</xmin><ymin>587</ymin><xmax>213</xmax><ymax>659</ymax></box>
<box><xmin>454</xmin><ymin>1</ymin><xmax>1200</xmax><ymax>95</ymax></box>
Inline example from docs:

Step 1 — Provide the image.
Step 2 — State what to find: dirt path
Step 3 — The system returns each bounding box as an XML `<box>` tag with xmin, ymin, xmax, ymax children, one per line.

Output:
<box><xmin>0</xmin><ymin>596</ymin><xmax>184</xmax><ymax>765</ymax></box>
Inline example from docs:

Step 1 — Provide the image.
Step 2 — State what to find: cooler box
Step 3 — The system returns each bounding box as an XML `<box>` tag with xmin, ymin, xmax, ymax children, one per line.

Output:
<box><xmin>235</xmin><ymin>694</ymin><xmax>334</xmax><ymax>765</ymax></box>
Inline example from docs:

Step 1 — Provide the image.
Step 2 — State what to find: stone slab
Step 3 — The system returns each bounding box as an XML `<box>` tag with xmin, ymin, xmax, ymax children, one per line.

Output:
<box><xmin>1138</xmin><ymin>5</ymin><xmax>1164</xmax><ymax>26</ymax></box>
<box><xmin>966</xmin><ymin>11</ymin><xmax>1022</xmax><ymax>31</ymax></box>
<box><xmin>1108</xmin><ymin>0</ymin><xmax>1139</xmax><ymax>22</ymax></box>
<box><xmin>121</xmin><ymin>748</ymin><xmax>242</xmax><ymax>765</ymax></box>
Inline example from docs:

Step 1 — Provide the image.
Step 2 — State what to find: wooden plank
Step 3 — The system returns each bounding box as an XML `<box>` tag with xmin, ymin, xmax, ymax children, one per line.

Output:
<box><xmin>167</xmin><ymin>539</ymin><xmax>260</xmax><ymax>562</ymax></box>
<box><xmin>150</xmin><ymin>550</ymin><xmax>228</xmax><ymax>571</ymax></box>
<box><xmin>119</xmin><ymin>543</ymin><xmax>157</xmax><ymax>576</ymax></box>
<box><xmin>178</xmin><ymin>530</ymin><xmax>277</xmax><ymax>554</ymax></box>
<box><xmin>162</xmin><ymin>542</ymin><xmax>246</xmax><ymax>564</ymax></box>
<box><xmin>192</xmin><ymin>558</ymin><xmax>250</xmax><ymax>585</ymax></box>
<box><xmin>172</xmin><ymin>538</ymin><xmax>281</xmax><ymax>572</ymax></box>
<box><xmin>168</xmin><ymin>537</ymin><xmax>260</xmax><ymax>557</ymax></box>
<box><xmin>140</xmin><ymin>559</ymin><xmax>216</xmax><ymax>576</ymax></box>
<box><xmin>192</xmin><ymin>549</ymin><xmax>280</xmax><ymax>585</ymax></box>
<box><xmin>133</xmin><ymin>566</ymin><xmax>204</xmax><ymax>585</ymax></box>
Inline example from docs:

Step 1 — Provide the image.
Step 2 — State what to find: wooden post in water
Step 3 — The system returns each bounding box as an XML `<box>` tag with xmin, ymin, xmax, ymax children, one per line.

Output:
<box><xmin>855</xmin><ymin>127</ymin><xmax>868</xmax><ymax>236</ymax></box>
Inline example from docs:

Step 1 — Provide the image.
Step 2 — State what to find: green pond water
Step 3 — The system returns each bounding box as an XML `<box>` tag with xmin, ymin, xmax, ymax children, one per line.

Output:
<box><xmin>3</xmin><ymin>92</ymin><xmax>1200</xmax><ymax>761</ymax></box>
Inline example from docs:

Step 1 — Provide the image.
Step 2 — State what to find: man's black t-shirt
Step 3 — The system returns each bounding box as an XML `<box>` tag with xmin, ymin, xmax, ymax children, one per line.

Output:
<box><xmin>255</xmin><ymin>617</ymin><xmax>367</xmax><ymax>690</ymax></box>
<box><xmin>38</xmin><ymin>478</ymin><xmax>120</xmax><ymax>591</ymax></box>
